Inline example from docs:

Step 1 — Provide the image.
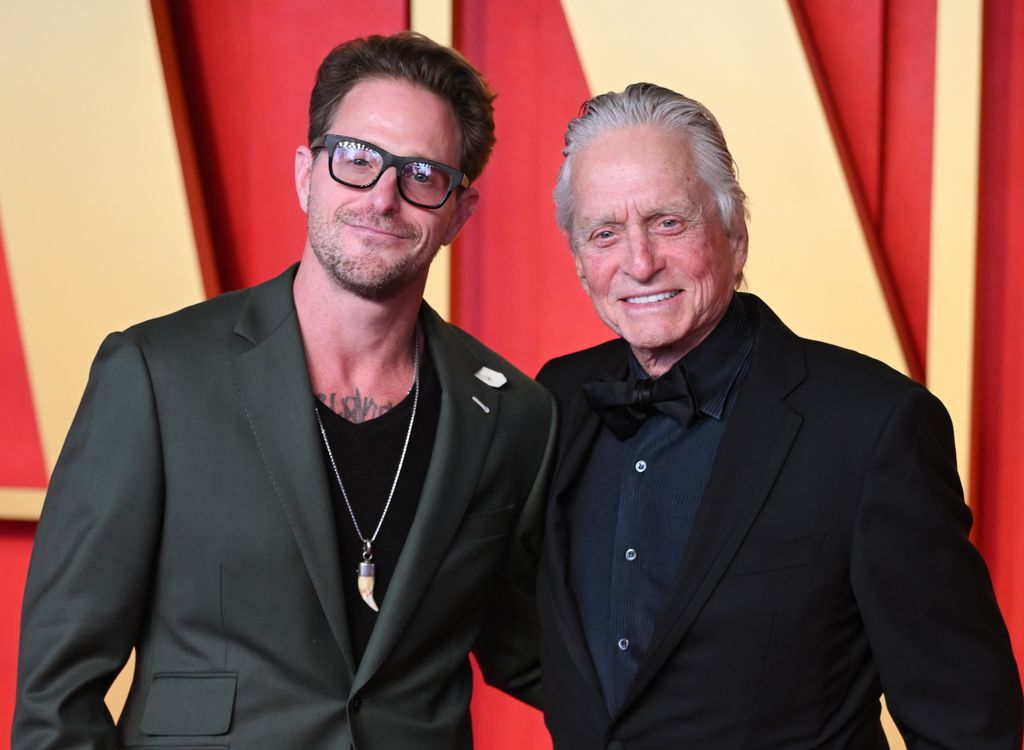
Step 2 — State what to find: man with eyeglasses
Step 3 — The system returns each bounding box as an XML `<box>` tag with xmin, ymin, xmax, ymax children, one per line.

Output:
<box><xmin>535</xmin><ymin>83</ymin><xmax>1021</xmax><ymax>748</ymax></box>
<box><xmin>13</xmin><ymin>32</ymin><xmax>554</xmax><ymax>750</ymax></box>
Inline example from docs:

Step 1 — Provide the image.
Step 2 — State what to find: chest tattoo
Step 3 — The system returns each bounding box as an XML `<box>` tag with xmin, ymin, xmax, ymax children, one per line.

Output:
<box><xmin>317</xmin><ymin>389</ymin><xmax>395</xmax><ymax>423</ymax></box>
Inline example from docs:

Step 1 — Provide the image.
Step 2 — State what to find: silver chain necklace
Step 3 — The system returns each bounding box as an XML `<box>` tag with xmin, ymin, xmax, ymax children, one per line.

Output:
<box><xmin>314</xmin><ymin>338</ymin><xmax>420</xmax><ymax>612</ymax></box>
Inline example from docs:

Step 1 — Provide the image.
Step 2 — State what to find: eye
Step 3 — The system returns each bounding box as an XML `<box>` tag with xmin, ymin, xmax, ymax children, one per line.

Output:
<box><xmin>588</xmin><ymin>228</ymin><xmax>619</xmax><ymax>248</ymax></box>
<box><xmin>406</xmin><ymin>163</ymin><xmax>436</xmax><ymax>184</ymax></box>
<box><xmin>336</xmin><ymin>142</ymin><xmax>378</xmax><ymax>169</ymax></box>
<box><xmin>585</xmin><ymin>227</ymin><xmax>622</xmax><ymax>250</ymax></box>
<box><xmin>653</xmin><ymin>216</ymin><xmax>687</xmax><ymax>234</ymax></box>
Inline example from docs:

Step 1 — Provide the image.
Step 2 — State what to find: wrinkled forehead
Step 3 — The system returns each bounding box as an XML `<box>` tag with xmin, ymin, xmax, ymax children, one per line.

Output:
<box><xmin>572</xmin><ymin>129</ymin><xmax>706</xmax><ymax>209</ymax></box>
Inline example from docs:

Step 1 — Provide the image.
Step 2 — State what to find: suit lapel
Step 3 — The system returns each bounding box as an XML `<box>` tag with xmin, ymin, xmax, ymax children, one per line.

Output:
<box><xmin>353</xmin><ymin>306</ymin><xmax>501</xmax><ymax>691</ymax></box>
<box><xmin>544</xmin><ymin>343</ymin><xmax>630</xmax><ymax>715</ymax></box>
<box><xmin>550</xmin><ymin>343</ymin><xmax>628</xmax><ymax>499</ymax></box>
<box><xmin>544</xmin><ymin>473</ymin><xmax>610</xmax><ymax>714</ymax></box>
<box><xmin>228</xmin><ymin>266</ymin><xmax>355</xmax><ymax>674</ymax></box>
<box><xmin>617</xmin><ymin>295</ymin><xmax>806</xmax><ymax>715</ymax></box>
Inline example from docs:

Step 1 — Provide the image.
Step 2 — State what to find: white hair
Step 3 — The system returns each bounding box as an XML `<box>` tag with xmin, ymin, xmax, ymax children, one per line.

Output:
<box><xmin>553</xmin><ymin>83</ymin><xmax>748</xmax><ymax>246</ymax></box>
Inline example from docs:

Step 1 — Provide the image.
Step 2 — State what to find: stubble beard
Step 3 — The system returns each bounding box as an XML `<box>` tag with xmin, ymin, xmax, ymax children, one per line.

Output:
<box><xmin>307</xmin><ymin>194</ymin><xmax>436</xmax><ymax>301</ymax></box>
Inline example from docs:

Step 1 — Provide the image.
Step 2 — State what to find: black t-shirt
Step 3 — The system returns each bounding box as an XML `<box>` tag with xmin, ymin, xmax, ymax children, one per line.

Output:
<box><xmin>313</xmin><ymin>345</ymin><xmax>441</xmax><ymax>664</ymax></box>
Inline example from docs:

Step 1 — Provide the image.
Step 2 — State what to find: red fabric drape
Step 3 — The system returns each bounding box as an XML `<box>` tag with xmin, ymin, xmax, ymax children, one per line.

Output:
<box><xmin>453</xmin><ymin>0</ymin><xmax>609</xmax><ymax>378</ymax></box>
<box><xmin>0</xmin><ymin>219</ymin><xmax>47</xmax><ymax>487</ymax></box>
<box><xmin>973</xmin><ymin>0</ymin><xmax>1024</xmax><ymax>678</ymax></box>
<box><xmin>163</xmin><ymin>0</ymin><xmax>408</xmax><ymax>292</ymax></box>
<box><xmin>789</xmin><ymin>0</ymin><xmax>937</xmax><ymax>382</ymax></box>
<box><xmin>0</xmin><ymin>522</ymin><xmax>40</xmax><ymax>743</ymax></box>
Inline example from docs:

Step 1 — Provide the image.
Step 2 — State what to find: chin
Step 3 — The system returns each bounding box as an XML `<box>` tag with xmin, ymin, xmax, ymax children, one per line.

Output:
<box><xmin>620</xmin><ymin>325</ymin><xmax>685</xmax><ymax>349</ymax></box>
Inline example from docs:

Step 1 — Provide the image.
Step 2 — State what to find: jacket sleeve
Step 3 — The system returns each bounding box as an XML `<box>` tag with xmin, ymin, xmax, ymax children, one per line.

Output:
<box><xmin>852</xmin><ymin>386</ymin><xmax>1023</xmax><ymax>748</ymax></box>
<box><xmin>471</xmin><ymin>389</ymin><xmax>557</xmax><ymax>709</ymax></box>
<box><xmin>12</xmin><ymin>332</ymin><xmax>163</xmax><ymax>750</ymax></box>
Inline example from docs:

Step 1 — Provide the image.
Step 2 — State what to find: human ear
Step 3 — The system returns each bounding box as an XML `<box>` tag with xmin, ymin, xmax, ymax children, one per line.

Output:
<box><xmin>295</xmin><ymin>146</ymin><xmax>314</xmax><ymax>213</ymax></box>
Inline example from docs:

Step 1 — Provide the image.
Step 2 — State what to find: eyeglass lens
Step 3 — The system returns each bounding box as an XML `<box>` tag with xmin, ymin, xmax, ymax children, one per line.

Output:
<box><xmin>331</xmin><ymin>140</ymin><xmax>454</xmax><ymax>207</ymax></box>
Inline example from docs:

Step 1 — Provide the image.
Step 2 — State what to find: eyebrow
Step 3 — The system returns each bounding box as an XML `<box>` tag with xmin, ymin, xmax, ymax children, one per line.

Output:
<box><xmin>577</xmin><ymin>202</ymin><xmax>705</xmax><ymax>237</ymax></box>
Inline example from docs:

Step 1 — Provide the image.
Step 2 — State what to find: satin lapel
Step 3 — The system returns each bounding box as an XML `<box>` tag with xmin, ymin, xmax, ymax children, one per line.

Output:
<box><xmin>544</xmin><ymin>480</ymin><xmax>609</xmax><ymax>714</ymax></box>
<box><xmin>617</xmin><ymin>297</ymin><xmax>806</xmax><ymax>716</ymax></box>
<box><xmin>353</xmin><ymin>306</ymin><xmax>499</xmax><ymax>690</ymax></box>
<box><xmin>544</xmin><ymin>344</ymin><xmax>629</xmax><ymax>714</ymax></box>
<box><xmin>550</xmin><ymin>343</ymin><xmax>628</xmax><ymax>499</ymax></box>
<box><xmin>228</xmin><ymin>267</ymin><xmax>354</xmax><ymax>674</ymax></box>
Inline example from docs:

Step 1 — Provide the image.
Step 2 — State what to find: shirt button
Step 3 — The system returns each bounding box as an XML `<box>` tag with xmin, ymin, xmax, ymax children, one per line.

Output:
<box><xmin>350</xmin><ymin>695</ymin><xmax>362</xmax><ymax>714</ymax></box>
<box><xmin>625</xmin><ymin>548</ymin><xmax>637</xmax><ymax>561</ymax></box>
<box><xmin>635</xmin><ymin>460</ymin><xmax>647</xmax><ymax>473</ymax></box>
<box><xmin>617</xmin><ymin>638</ymin><xmax>630</xmax><ymax>651</ymax></box>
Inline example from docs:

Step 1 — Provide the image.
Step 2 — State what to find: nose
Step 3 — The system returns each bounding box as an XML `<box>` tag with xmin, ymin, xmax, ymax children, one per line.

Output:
<box><xmin>623</xmin><ymin>225</ymin><xmax>659</xmax><ymax>281</ymax></box>
<box><xmin>368</xmin><ymin>165</ymin><xmax>403</xmax><ymax>214</ymax></box>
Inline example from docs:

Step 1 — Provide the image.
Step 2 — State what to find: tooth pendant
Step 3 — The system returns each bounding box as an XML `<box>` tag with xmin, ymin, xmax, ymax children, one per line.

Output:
<box><xmin>358</xmin><ymin>561</ymin><xmax>380</xmax><ymax>612</ymax></box>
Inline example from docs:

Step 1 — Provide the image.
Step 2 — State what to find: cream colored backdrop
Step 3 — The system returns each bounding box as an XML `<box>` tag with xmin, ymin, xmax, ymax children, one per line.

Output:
<box><xmin>0</xmin><ymin>2</ymin><xmax>205</xmax><ymax>519</ymax></box>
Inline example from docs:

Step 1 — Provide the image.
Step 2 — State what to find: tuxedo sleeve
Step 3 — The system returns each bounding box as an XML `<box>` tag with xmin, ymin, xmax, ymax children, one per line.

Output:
<box><xmin>12</xmin><ymin>332</ymin><xmax>163</xmax><ymax>750</ymax></box>
<box><xmin>472</xmin><ymin>391</ymin><xmax>557</xmax><ymax>709</ymax></box>
<box><xmin>852</xmin><ymin>386</ymin><xmax>1023</xmax><ymax>748</ymax></box>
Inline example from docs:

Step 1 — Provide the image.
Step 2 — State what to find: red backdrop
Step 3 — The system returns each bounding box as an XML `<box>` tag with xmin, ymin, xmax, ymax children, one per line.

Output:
<box><xmin>973</xmin><ymin>0</ymin><xmax>1024</xmax><ymax>682</ymax></box>
<box><xmin>790</xmin><ymin>0</ymin><xmax>937</xmax><ymax>382</ymax></box>
<box><xmin>0</xmin><ymin>222</ymin><xmax>46</xmax><ymax>489</ymax></box>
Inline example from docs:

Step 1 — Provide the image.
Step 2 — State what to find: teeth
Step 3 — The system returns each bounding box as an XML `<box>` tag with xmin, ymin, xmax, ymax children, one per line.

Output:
<box><xmin>626</xmin><ymin>290</ymin><xmax>679</xmax><ymax>304</ymax></box>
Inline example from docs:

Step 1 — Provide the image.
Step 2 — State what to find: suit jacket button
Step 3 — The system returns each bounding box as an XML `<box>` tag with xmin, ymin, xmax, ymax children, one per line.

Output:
<box><xmin>350</xmin><ymin>695</ymin><xmax>362</xmax><ymax>714</ymax></box>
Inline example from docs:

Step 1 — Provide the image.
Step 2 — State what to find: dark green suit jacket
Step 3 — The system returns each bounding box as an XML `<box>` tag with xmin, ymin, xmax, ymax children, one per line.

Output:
<box><xmin>13</xmin><ymin>265</ymin><xmax>555</xmax><ymax>750</ymax></box>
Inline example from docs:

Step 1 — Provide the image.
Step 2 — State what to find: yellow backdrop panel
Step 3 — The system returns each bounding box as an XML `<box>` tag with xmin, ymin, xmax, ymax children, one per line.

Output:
<box><xmin>0</xmin><ymin>1</ymin><xmax>204</xmax><ymax>520</ymax></box>
<box><xmin>0</xmin><ymin>0</ymin><xmax>205</xmax><ymax>715</ymax></box>
<box><xmin>928</xmin><ymin>0</ymin><xmax>982</xmax><ymax>494</ymax></box>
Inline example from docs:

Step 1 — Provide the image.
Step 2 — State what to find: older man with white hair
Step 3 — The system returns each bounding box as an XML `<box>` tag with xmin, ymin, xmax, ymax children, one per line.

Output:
<box><xmin>536</xmin><ymin>82</ymin><xmax>1022</xmax><ymax>749</ymax></box>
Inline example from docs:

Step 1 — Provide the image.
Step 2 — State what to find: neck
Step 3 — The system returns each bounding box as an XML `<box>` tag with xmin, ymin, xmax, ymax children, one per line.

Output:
<box><xmin>293</xmin><ymin>249</ymin><xmax>426</xmax><ymax>420</ymax></box>
<box><xmin>632</xmin><ymin>346</ymin><xmax>693</xmax><ymax>379</ymax></box>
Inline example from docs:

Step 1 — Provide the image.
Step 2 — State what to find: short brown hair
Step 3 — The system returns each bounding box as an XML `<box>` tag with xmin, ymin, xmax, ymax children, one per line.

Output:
<box><xmin>308</xmin><ymin>31</ymin><xmax>496</xmax><ymax>183</ymax></box>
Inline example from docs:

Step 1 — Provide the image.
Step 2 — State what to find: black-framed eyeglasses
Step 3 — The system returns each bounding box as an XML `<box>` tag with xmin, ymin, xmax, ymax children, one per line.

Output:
<box><xmin>310</xmin><ymin>134</ymin><xmax>468</xmax><ymax>209</ymax></box>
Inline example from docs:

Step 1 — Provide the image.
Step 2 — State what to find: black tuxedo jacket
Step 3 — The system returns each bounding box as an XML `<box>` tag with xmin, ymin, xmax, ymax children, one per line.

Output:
<box><xmin>13</xmin><ymin>265</ymin><xmax>555</xmax><ymax>750</ymax></box>
<box><xmin>536</xmin><ymin>293</ymin><xmax>1021</xmax><ymax>749</ymax></box>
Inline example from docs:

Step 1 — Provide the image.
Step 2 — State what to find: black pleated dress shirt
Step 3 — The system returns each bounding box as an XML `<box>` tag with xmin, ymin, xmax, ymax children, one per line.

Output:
<box><xmin>566</xmin><ymin>294</ymin><xmax>756</xmax><ymax>712</ymax></box>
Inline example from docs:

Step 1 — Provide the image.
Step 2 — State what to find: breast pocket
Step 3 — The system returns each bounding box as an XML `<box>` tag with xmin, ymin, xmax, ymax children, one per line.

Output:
<box><xmin>140</xmin><ymin>672</ymin><xmax>237</xmax><ymax>737</ymax></box>
<box><xmin>724</xmin><ymin>532</ymin><xmax>825</xmax><ymax>577</ymax></box>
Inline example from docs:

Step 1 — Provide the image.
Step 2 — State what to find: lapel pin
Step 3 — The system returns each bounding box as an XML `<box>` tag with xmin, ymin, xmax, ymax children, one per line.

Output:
<box><xmin>472</xmin><ymin>396</ymin><xmax>491</xmax><ymax>413</ymax></box>
<box><xmin>475</xmin><ymin>366</ymin><xmax>507</xmax><ymax>388</ymax></box>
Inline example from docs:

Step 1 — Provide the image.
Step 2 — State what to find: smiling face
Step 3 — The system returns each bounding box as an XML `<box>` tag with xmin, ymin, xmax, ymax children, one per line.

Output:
<box><xmin>295</xmin><ymin>77</ymin><xmax>478</xmax><ymax>300</ymax></box>
<box><xmin>570</xmin><ymin>125</ymin><xmax>748</xmax><ymax>375</ymax></box>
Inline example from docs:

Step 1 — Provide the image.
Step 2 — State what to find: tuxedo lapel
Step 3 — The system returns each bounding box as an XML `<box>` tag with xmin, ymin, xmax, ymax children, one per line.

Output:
<box><xmin>228</xmin><ymin>267</ymin><xmax>355</xmax><ymax>674</ymax></box>
<box><xmin>543</xmin><ymin>343</ymin><xmax>630</xmax><ymax>715</ymax></box>
<box><xmin>544</xmin><ymin>488</ymin><xmax>610</xmax><ymax>714</ymax></box>
<box><xmin>618</xmin><ymin>295</ymin><xmax>806</xmax><ymax>715</ymax></box>
<box><xmin>550</xmin><ymin>343</ymin><xmax>628</xmax><ymax>499</ymax></box>
<box><xmin>353</xmin><ymin>306</ymin><xmax>501</xmax><ymax>690</ymax></box>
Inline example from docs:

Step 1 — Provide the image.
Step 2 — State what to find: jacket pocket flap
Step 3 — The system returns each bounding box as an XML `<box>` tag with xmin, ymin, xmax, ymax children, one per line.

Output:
<box><xmin>725</xmin><ymin>532</ymin><xmax>825</xmax><ymax>577</ymax></box>
<box><xmin>140</xmin><ymin>672</ymin><xmax>237</xmax><ymax>736</ymax></box>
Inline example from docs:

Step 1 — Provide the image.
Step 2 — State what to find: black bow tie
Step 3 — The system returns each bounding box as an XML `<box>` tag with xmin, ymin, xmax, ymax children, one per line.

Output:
<box><xmin>582</xmin><ymin>362</ymin><xmax>700</xmax><ymax>440</ymax></box>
